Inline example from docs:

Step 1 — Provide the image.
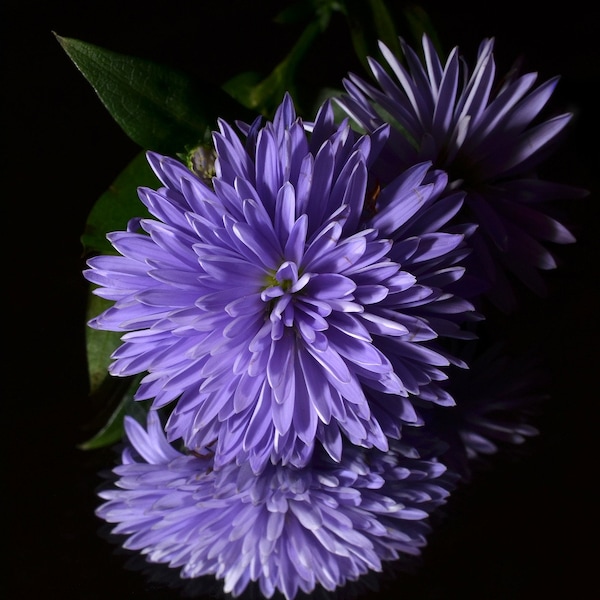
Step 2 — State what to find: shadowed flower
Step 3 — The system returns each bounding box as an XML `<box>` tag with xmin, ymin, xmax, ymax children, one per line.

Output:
<box><xmin>84</xmin><ymin>93</ymin><xmax>475</xmax><ymax>473</ymax></box>
<box><xmin>96</xmin><ymin>412</ymin><xmax>453</xmax><ymax>600</ymax></box>
<box><xmin>336</xmin><ymin>35</ymin><xmax>586</xmax><ymax>312</ymax></box>
<box><xmin>418</xmin><ymin>343</ymin><xmax>547</xmax><ymax>482</ymax></box>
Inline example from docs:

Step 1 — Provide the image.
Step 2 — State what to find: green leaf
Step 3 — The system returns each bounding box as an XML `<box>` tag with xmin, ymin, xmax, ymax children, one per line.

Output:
<box><xmin>310</xmin><ymin>86</ymin><xmax>349</xmax><ymax>121</ymax></box>
<box><xmin>78</xmin><ymin>375</ymin><xmax>148</xmax><ymax>450</ymax></box>
<box><xmin>85</xmin><ymin>293</ymin><xmax>124</xmax><ymax>395</ymax></box>
<box><xmin>401</xmin><ymin>4</ymin><xmax>444</xmax><ymax>58</ymax></box>
<box><xmin>341</xmin><ymin>0</ymin><xmax>402</xmax><ymax>70</ymax></box>
<box><xmin>82</xmin><ymin>290</ymin><xmax>150</xmax><ymax>450</ymax></box>
<box><xmin>274</xmin><ymin>1</ymin><xmax>316</xmax><ymax>24</ymax></box>
<box><xmin>222</xmin><ymin>17</ymin><xmax>327</xmax><ymax>118</ymax></box>
<box><xmin>275</xmin><ymin>0</ymin><xmax>345</xmax><ymax>28</ymax></box>
<box><xmin>55</xmin><ymin>33</ymin><xmax>252</xmax><ymax>155</ymax></box>
<box><xmin>366</xmin><ymin>0</ymin><xmax>403</xmax><ymax>57</ymax></box>
<box><xmin>221</xmin><ymin>71</ymin><xmax>264</xmax><ymax>111</ymax></box>
<box><xmin>78</xmin><ymin>390</ymin><xmax>128</xmax><ymax>450</ymax></box>
<box><xmin>81</xmin><ymin>151</ymin><xmax>157</xmax><ymax>256</ymax></box>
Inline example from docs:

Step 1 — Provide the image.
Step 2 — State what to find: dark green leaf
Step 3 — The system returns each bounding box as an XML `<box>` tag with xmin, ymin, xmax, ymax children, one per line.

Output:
<box><xmin>82</xmin><ymin>296</ymin><xmax>148</xmax><ymax>450</ymax></box>
<box><xmin>310</xmin><ymin>86</ymin><xmax>349</xmax><ymax>121</ymax></box>
<box><xmin>55</xmin><ymin>33</ymin><xmax>252</xmax><ymax>155</ymax></box>
<box><xmin>85</xmin><ymin>293</ymin><xmax>124</xmax><ymax>395</ymax></box>
<box><xmin>222</xmin><ymin>18</ymin><xmax>326</xmax><ymax>118</ymax></box>
<box><xmin>221</xmin><ymin>72</ymin><xmax>264</xmax><ymax>111</ymax></box>
<box><xmin>81</xmin><ymin>151</ymin><xmax>157</xmax><ymax>256</ymax></box>
<box><xmin>366</xmin><ymin>0</ymin><xmax>403</xmax><ymax>57</ymax></box>
<box><xmin>275</xmin><ymin>0</ymin><xmax>344</xmax><ymax>29</ymax></box>
<box><xmin>342</xmin><ymin>0</ymin><xmax>402</xmax><ymax>70</ymax></box>
<box><xmin>78</xmin><ymin>375</ymin><xmax>148</xmax><ymax>450</ymax></box>
<box><xmin>401</xmin><ymin>4</ymin><xmax>444</xmax><ymax>58</ymax></box>
<box><xmin>78</xmin><ymin>392</ymin><xmax>128</xmax><ymax>450</ymax></box>
<box><xmin>274</xmin><ymin>1</ymin><xmax>316</xmax><ymax>24</ymax></box>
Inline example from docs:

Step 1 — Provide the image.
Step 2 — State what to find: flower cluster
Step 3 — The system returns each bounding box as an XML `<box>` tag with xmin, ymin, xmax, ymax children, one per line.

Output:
<box><xmin>84</xmin><ymin>34</ymin><xmax>581</xmax><ymax>599</ymax></box>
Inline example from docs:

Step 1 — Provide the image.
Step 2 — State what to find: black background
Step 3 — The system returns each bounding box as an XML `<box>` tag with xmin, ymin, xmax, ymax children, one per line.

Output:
<box><xmin>5</xmin><ymin>1</ymin><xmax>599</xmax><ymax>599</ymax></box>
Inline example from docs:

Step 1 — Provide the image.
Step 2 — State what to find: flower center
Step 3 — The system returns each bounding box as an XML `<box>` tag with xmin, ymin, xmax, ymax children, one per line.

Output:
<box><xmin>261</xmin><ymin>262</ymin><xmax>310</xmax><ymax>300</ymax></box>
<box><xmin>260</xmin><ymin>261</ymin><xmax>311</xmax><ymax>327</ymax></box>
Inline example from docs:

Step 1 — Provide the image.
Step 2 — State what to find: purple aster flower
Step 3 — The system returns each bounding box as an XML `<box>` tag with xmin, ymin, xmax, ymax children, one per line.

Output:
<box><xmin>84</xmin><ymin>93</ymin><xmax>475</xmax><ymax>473</ymax></box>
<box><xmin>96</xmin><ymin>412</ymin><xmax>453</xmax><ymax>600</ymax></box>
<box><xmin>336</xmin><ymin>35</ymin><xmax>587</xmax><ymax>312</ymax></box>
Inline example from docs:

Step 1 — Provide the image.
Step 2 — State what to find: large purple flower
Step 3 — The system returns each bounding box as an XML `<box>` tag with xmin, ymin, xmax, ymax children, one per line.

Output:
<box><xmin>96</xmin><ymin>412</ymin><xmax>452</xmax><ymax>600</ymax></box>
<box><xmin>84</xmin><ymin>94</ymin><xmax>475</xmax><ymax>473</ymax></box>
<box><xmin>336</xmin><ymin>35</ymin><xmax>586</xmax><ymax>311</ymax></box>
